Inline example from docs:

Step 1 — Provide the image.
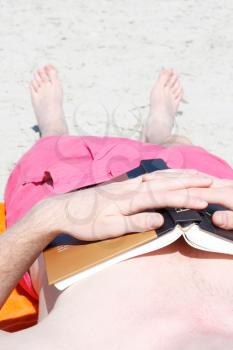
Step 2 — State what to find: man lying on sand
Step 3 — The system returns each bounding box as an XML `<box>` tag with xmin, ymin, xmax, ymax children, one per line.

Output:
<box><xmin>0</xmin><ymin>65</ymin><xmax>233</xmax><ymax>349</ymax></box>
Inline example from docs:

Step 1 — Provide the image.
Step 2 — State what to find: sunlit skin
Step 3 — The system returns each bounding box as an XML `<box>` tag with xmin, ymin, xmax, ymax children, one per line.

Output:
<box><xmin>1</xmin><ymin>66</ymin><xmax>233</xmax><ymax>349</ymax></box>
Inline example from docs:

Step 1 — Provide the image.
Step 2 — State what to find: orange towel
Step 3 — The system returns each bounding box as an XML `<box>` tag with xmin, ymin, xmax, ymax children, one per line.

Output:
<box><xmin>0</xmin><ymin>203</ymin><xmax>38</xmax><ymax>332</ymax></box>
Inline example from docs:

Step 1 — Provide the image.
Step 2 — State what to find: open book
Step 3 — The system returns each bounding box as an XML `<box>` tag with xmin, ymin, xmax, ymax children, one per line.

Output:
<box><xmin>43</xmin><ymin>159</ymin><xmax>233</xmax><ymax>291</ymax></box>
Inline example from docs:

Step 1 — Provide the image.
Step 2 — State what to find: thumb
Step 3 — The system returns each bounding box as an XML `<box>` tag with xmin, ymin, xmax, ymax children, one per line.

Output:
<box><xmin>212</xmin><ymin>211</ymin><xmax>233</xmax><ymax>230</ymax></box>
<box><xmin>124</xmin><ymin>212</ymin><xmax>164</xmax><ymax>233</ymax></box>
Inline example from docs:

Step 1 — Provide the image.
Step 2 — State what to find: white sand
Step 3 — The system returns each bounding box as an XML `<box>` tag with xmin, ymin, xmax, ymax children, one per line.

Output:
<box><xmin>1</xmin><ymin>0</ymin><xmax>233</xmax><ymax>198</ymax></box>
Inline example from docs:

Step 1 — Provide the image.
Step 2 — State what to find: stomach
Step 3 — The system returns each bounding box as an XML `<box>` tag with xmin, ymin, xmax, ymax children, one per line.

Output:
<box><xmin>36</xmin><ymin>238</ymin><xmax>233</xmax><ymax>347</ymax></box>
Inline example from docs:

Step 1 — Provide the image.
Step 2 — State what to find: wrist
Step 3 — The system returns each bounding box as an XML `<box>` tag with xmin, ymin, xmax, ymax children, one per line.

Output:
<box><xmin>47</xmin><ymin>191</ymin><xmax>85</xmax><ymax>239</ymax></box>
<box><xmin>21</xmin><ymin>197</ymin><xmax>62</xmax><ymax>245</ymax></box>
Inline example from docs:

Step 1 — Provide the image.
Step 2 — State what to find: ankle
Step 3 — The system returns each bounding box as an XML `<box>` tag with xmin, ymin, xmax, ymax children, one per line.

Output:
<box><xmin>40</xmin><ymin>122</ymin><xmax>69</xmax><ymax>137</ymax></box>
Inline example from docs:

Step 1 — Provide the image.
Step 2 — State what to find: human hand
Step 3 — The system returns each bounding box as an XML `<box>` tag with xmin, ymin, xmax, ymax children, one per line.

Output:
<box><xmin>188</xmin><ymin>177</ymin><xmax>233</xmax><ymax>230</ymax></box>
<box><xmin>52</xmin><ymin>169</ymin><xmax>212</xmax><ymax>241</ymax></box>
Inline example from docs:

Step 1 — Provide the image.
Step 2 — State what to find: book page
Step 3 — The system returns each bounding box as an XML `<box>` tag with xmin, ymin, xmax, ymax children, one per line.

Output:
<box><xmin>183</xmin><ymin>225</ymin><xmax>233</xmax><ymax>255</ymax></box>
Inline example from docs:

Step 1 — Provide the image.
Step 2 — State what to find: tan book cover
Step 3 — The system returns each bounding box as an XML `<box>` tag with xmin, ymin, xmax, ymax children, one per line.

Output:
<box><xmin>44</xmin><ymin>230</ymin><xmax>157</xmax><ymax>287</ymax></box>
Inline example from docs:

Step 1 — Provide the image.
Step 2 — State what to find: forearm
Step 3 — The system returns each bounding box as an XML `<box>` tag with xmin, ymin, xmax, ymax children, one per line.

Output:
<box><xmin>0</xmin><ymin>199</ymin><xmax>60</xmax><ymax>308</ymax></box>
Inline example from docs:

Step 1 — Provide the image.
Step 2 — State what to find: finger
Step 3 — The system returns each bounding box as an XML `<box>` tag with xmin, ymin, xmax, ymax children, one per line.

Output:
<box><xmin>212</xmin><ymin>211</ymin><xmax>233</xmax><ymax>230</ymax></box>
<box><xmin>135</xmin><ymin>169</ymin><xmax>212</xmax><ymax>185</ymax></box>
<box><xmin>124</xmin><ymin>212</ymin><xmax>164</xmax><ymax>233</ymax></box>
<box><xmin>210</xmin><ymin>178</ymin><xmax>233</xmax><ymax>188</ymax></box>
<box><xmin>97</xmin><ymin>174</ymin><xmax>212</xmax><ymax>203</ymax></box>
<box><xmin>121</xmin><ymin>188</ymin><xmax>208</xmax><ymax>215</ymax></box>
<box><xmin>188</xmin><ymin>187</ymin><xmax>233</xmax><ymax>210</ymax></box>
<box><xmin>141</xmin><ymin>169</ymin><xmax>208</xmax><ymax>181</ymax></box>
<box><xmin>140</xmin><ymin>175</ymin><xmax>213</xmax><ymax>192</ymax></box>
<box><xmin>100</xmin><ymin>212</ymin><xmax>164</xmax><ymax>239</ymax></box>
<box><xmin>170</xmin><ymin>171</ymin><xmax>233</xmax><ymax>188</ymax></box>
<box><xmin>105</xmin><ymin>170</ymin><xmax>185</xmax><ymax>188</ymax></box>
<box><xmin>187</xmin><ymin>173</ymin><xmax>233</xmax><ymax>188</ymax></box>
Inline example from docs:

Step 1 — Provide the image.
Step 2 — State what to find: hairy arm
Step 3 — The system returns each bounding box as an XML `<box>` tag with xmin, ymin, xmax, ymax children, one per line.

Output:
<box><xmin>0</xmin><ymin>169</ymin><xmax>213</xmax><ymax>308</ymax></box>
<box><xmin>0</xmin><ymin>199</ymin><xmax>60</xmax><ymax>308</ymax></box>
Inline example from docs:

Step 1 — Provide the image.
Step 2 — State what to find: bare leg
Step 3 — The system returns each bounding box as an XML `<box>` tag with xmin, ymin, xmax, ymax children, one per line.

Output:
<box><xmin>30</xmin><ymin>64</ymin><xmax>69</xmax><ymax>137</ymax></box>
<box><xmin>143</xmin><ymin>69</ymin><xmax>192</xmax><ymax>146</ymax></box>
<box><xmin>163</xmin><ymin>134</ymin><xmax>192</xmax><ymax>146</ymax></box>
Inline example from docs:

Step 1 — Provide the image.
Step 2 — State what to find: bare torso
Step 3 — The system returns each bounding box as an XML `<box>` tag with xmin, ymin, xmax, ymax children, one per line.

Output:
<box><xmin>30</xmin><ymin>238</ymin><xmax>233</xmax><ymax>350</ymax></box>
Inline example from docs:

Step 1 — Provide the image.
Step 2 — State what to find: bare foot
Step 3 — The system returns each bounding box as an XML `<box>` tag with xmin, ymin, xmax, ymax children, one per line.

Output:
<box><xmin>143</xmin><ymin>69</ymin><xmax>184</xmax><ymax>144</ymax></box>
<box><xmin>30</xmin><ymin>64</ymin><xmax>69</xmax><ymax>137</ymax></box>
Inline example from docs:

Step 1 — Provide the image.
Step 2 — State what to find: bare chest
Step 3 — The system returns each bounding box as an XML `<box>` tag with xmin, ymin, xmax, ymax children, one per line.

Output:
<box><xmin>63</xmin><ymin>239</ymin><xmax>233</xmax><ymax>333</ymax></box>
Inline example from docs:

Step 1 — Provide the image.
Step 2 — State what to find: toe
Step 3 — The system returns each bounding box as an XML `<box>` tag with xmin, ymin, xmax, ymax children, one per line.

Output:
<box><xmin>33</xmin><ymin>71</ymin><xmax>42</xmax><ymax>88</ymax></box>
<box><xmin>45</xmin><ymin>64</ymin><xmax>58</xmax><ymax>82</ymax></box>
<box><xmin>158</xmin><ymin>68</ymin><xmax>173</xmax><ymax>86</ymax></box>
<box><xmin>166</xmin><ymin>72</ymin><xmax>179</xmax><ymax>88</ymax></box>
<box><xmin>174</xmin><ymin>88</ymin><xmax>184</xmax><ymax>101</ymax></box>
<box><xmin>31</xmin><ymin>77</ymin><xmax>40</xmax><ymax>91</ymax></box>
<box><xmin>45</xmin><ymin>63</ymin><xmax>56</xmax><ymax>71</ymax></box>
<box><xmin>172</xmin><ymin>80</ymin><xmax>181</xmax><ymax>94</ymax></box>
<box><xmin>30</xmin><ymin>81</ymin><xmax>38</xmax><ymax>93</ymax></box>
<box><xmin>38</xmin><ymin>68</ymin><xmax>49</xmax><ymax>82</ymax></box>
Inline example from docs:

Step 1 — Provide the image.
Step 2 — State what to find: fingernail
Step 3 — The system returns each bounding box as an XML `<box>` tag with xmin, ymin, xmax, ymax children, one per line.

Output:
<box><xmin>150</xmin><ymin>214</ymin><xmax>163</xmax><ymax>227</ymax></box>
<box><xmin>198</xmin><ymin>200</ymin><xmax>208</xmax><ymax>207</ymax></box>
<box><xmin>200</xmin><ymin>176</ymin><xmax>212</xmax><ymax>181</ymax></box>
<box><xmin>215</xmin><ymin>213</ymin><xmax>225</xmax><ymax>226</ymax></box>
